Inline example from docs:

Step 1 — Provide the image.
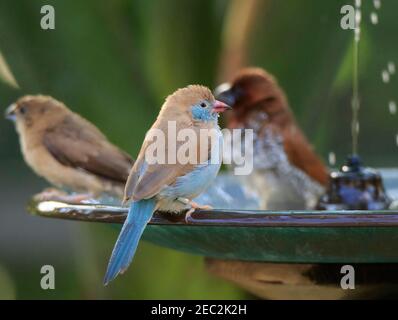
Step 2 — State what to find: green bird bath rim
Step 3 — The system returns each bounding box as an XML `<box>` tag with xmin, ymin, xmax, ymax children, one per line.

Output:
<box><xmin>28</xmin><ymin>198</ymin><xmax>398</xmax><ymax>264</ymax></box>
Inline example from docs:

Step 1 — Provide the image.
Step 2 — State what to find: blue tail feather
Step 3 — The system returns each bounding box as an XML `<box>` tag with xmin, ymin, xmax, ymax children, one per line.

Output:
<box><xmin>103</xmin><ymin>199</ymin><xmax>156</xmax><ymax>285</ymax></box>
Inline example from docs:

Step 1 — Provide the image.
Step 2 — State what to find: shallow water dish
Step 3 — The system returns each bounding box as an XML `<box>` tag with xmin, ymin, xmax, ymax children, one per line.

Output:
<box><xmin>30</xmin><ymin>200</ymin><xmax>398</xmax><ymax>263</ymax></box>
<box><xmin>28</xmin><ymin>169</ymin><xmax>398</xmax><ymax>264</ymax></box>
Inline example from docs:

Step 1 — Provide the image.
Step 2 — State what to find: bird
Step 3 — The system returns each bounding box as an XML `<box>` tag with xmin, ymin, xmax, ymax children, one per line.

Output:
<box><xmin>215</xmin><ymin>67</ymin><xmax>329</xmax><ymax>209</ymax></box>
<box><xmin>103</xmin><ymin>85</ymin><xmax>230</xmax><ymax>285</ymax></box>
<box><xmin>5</xmin><ymin>95</ymin><xmax>134</xmax><ymax>201</ymax></box>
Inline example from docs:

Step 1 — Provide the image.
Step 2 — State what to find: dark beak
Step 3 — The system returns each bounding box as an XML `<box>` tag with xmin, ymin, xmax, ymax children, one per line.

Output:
<box><xmin>214</xmin><ymin>83</ymin><xmax>240</xmax><ymax>107</ymax></box>
<box><xmin>212</xmin><ymin>100</ymin><xmax>232</xmax><ymax>113</ymax></box>
<box><xmin>5</xmin><ymin>103</ymin><xmax>17</xmax><ymax>122</ymax></box>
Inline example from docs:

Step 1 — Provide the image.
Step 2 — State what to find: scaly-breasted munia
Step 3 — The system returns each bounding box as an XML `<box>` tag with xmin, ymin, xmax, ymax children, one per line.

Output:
<box><xmin>215</xmin><ymin>68</ymin><xmax>328</xmax><ymax>209</ymax></box>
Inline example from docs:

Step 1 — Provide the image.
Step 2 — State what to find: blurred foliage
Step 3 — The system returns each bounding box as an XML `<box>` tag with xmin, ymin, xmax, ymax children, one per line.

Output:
<box><xmin>0</xmin><ymin>0</ymin><xmax>397</xmax><ymax>299</ymax></box>
<box><xmin>0</xmin><ymin>50</ymin><xmax>19</xmax><ymax>88</ymax></box>
<box><xmin>0</xmin><ymin>265</ymin><xmax>15</xmax><ymax>299</ymax></box>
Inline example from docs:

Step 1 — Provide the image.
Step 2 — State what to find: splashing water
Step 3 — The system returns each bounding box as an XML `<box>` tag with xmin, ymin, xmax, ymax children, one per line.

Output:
<box><xmin>389</xmin><ymin>101</ymin><xmax>397</xmax><ymax>115</ymax></box>
<box><xmin>370</xmin><ymin>1</ymin><xmax>398</xmax><ymax>149</ymax></box>
<box><xmin>382</xmin><ymin>70</ymin><xmax>390</xmax><ymax>83</ymax></box>
<box><xmin>354</xmin><ymin>4</ymin><xmax>361</xmax><ymax>42</ymax></box>
<box><xmin>328</xmin><ymin>152</ymin><xmax>336</xmax><ymax>166</ymax></box>
<box><xmin>351</xmin><ymin>0</ymin><xmax>361</xmax><ymax>156</ymax></box>
<box><xmin>370</xmin><ymin>12</ymin><xmax>378</xmax><ymax>25</ymax></box>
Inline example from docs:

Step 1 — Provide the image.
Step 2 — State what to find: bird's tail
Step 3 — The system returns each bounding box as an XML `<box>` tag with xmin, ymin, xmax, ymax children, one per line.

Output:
<box><xmin>103</xmin><ymin>199</ymin><xmax>156</xmax><ymax>285</ymax></box>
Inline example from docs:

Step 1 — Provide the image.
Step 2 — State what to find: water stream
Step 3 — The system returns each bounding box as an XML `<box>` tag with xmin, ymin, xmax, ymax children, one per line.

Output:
<box><xmin>351</xmin><ymin>0</ymin><xmax>361</xmax><ymax>156</ymax></box>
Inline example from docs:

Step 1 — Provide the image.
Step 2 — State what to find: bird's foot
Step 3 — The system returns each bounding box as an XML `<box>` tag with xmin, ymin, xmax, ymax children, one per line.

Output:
<box><xmin>184</xmin><ymin>201</ymin><xmax>213</xmax><ymax>223</ymax></box>
<box><xmin>34</xmin><ymin>189</ymin><xmax>94</xmax><ymax>204</ymax></box>
<box><xmin>189</xmin><ymin>201</ymin><xmax>213</xmax><ymax>210</ymax></box>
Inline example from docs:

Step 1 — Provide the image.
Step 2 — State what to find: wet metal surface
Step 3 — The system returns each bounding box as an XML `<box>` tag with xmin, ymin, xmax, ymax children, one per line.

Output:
<box><xmin>29</xmin><ymin>200</ymin><xmax>398</xmax><ymax>227</ymax></box>
<box><xmin>27</xmin><ymin>168</ymin><xmax>398</xmax><ymax>263</ymax></box>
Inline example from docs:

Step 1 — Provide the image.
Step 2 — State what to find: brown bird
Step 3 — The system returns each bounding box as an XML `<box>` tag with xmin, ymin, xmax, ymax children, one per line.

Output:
<box><xmin>215</xmin><ymin>67</ymin><xmax>329</xmax><ymax>209</ymax></box>
<box><xmin>5</xmin><ymin>95</ymin><xmax>134</xmax><ymax>201</ymax></box>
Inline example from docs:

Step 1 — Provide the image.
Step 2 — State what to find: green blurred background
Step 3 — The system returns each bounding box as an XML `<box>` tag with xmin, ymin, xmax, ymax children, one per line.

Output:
<box><xmin>0</xmin><ymin>0</ymin><xmax>396</xmax><ymax>299</ymax></box>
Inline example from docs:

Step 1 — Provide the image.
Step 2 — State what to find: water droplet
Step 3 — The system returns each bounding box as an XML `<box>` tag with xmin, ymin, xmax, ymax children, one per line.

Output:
<box><xmin>355</xmin><ymin>122</ymin><xmax>360</xmax><ymax>134</ymax></box>
<box><xmin>354</xmin><ymin>8</ymin><xmax>361</xmax><ymax>41</ymax></box>
<box><xmin>352</xmin><ymin>121</ymin><xmax>360</xmax><ymax>135</ymax></box>
<box><xmin>373</xmin><ymin>0</ymin><xmax>381</xmax><ymax>9</ymax></box>
<box><xmin>328</xmin><ymin>152</ymin><xmax>336</xmax><ymax>166</ymax></box>
<box><xmin>352</xmin><ymin>97</ymin><xmax>360</xmax><ymax>111</ymax></box>
<box><xmin>354</xmin><ymin>30</ymin><xmax>361</xmax><ymax>42</ymax></box>
<box><xmin>388</xmin><ymin>62</ymin><xmax>396</xmax><ymax>74</ymax></box>
<box><xmin>382</xmin><ymin>70</ymin><xmax>390</xmax><ymax>83</ymax></box>
<box><xmin>355</xmin><ymin>10</ymin><xmax>362</xmax><ymax>25</ymax></box>
<box><xmin>370</xmin><ymin>12</ymin><xmax>378</xmax><ymax>24</ymax></box>
<box><xmin>389</xmin><ymin>101</ymin><xmax>397</xmax><ymax>114</ymax></box>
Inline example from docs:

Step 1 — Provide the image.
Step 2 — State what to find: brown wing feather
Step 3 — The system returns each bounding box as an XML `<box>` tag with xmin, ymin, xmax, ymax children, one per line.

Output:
<box><xmin>283</xmin><ymin>125</ymin><xmax>329</xmax><ymax>186</ymax></box>
<box><xmin>43</xmin><ymin>114</ymin><xmax>133</xmax><ymax>183</ymax></box>
<box><xmin>236</xmin><ymin>70</ymin><xmax>329</xmax><ymax>187</ymax></box>
<box><xmin>124</xmin><ymin>121</ymin><xmax>211</xmax><ymax>202</ymax></box>
<box><xmin>132</xmin><ymin>162</ymin><xmax>194</xmax><ymax>201</ymax></box>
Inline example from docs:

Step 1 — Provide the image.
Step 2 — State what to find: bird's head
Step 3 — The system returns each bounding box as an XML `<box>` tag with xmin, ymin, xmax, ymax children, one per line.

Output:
<box><xmin>215</xmin><ymin>68</ymin><xmax>290</xmax><ymax>128</ymax></box>
<box><xmin>5</xmin><ymin>95</ymin><xmax>67</xmax><ymax>131</ymax></box>
<box><xmin>161</xmin><ymin>85</ymin><xmax>231</xmax><ymax>124</ymax></box>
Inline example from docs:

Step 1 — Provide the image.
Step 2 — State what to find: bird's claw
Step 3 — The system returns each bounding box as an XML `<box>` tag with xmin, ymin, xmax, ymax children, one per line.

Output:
<box><xmin>185</xmin><ymin>208</ymin><xmax>195</xmax><ymax>223</ymax></box>
<box><xmin>184</xmin><ymin>201</ymin><xmax>213</xmax><ymax>223</ymax></box>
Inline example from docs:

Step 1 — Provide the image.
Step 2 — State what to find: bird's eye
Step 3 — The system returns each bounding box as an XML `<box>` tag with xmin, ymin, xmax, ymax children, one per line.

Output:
<box><xmin>200</xmin><ymin>102</ymin><xmax>207</xmax><ymax>108</ymax></box>
<box><xmin>19</xmin><ymin>106</ymin><xmax>26</xmax><ymax>115</ymax></box>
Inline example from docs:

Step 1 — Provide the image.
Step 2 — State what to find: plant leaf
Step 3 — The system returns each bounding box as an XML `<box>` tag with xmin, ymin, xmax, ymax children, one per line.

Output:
<box><xmin>0</xmin><ymin>50</ymin><xmax>19</xmax><ymax>89</ymax></box>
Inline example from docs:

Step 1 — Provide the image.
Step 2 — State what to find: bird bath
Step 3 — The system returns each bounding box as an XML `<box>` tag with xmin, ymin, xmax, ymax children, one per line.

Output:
<box><xmin>27</xmin><ymin>169</ymin><xmax>398</xmax><ymax>299</ymax></box>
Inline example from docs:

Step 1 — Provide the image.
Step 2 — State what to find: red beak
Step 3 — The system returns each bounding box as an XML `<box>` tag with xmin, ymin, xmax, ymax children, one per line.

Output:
<box><xmin>212</xmin><ymin>100</ymin><xmax>232</xmax><ymax>113</ymax></box>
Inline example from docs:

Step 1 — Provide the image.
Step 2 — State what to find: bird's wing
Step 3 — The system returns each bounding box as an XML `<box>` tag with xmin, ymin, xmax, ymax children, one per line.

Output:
<box><xmin>124</xmin><ymin>125</ymin><xmax>212</xmax><ymax>202</ymax></box>
<box><xmin>43</xmin><ymin>114</ymin><xmax>133</xmax><ymax>183</ymax></box>
<box><xmin>126</xmin><ymin>160</ymin><xmax>195</xmax><ymax>202</ymax></box>
<box><xmin>255</xmin><ymin>89</ymin><xmax>328</xmax><ymax>187</ymax></box>
<box><xmin>283</xmin><ymin>124</ymin><xmax>329</xmax><ymax>186</ymax></box>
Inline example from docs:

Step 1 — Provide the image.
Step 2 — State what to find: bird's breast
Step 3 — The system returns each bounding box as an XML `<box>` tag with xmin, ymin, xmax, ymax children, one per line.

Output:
<box><xmin>158</xmin><ymin>129</ymin><xmax>223</xmax><ymax>202</ymax></box>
